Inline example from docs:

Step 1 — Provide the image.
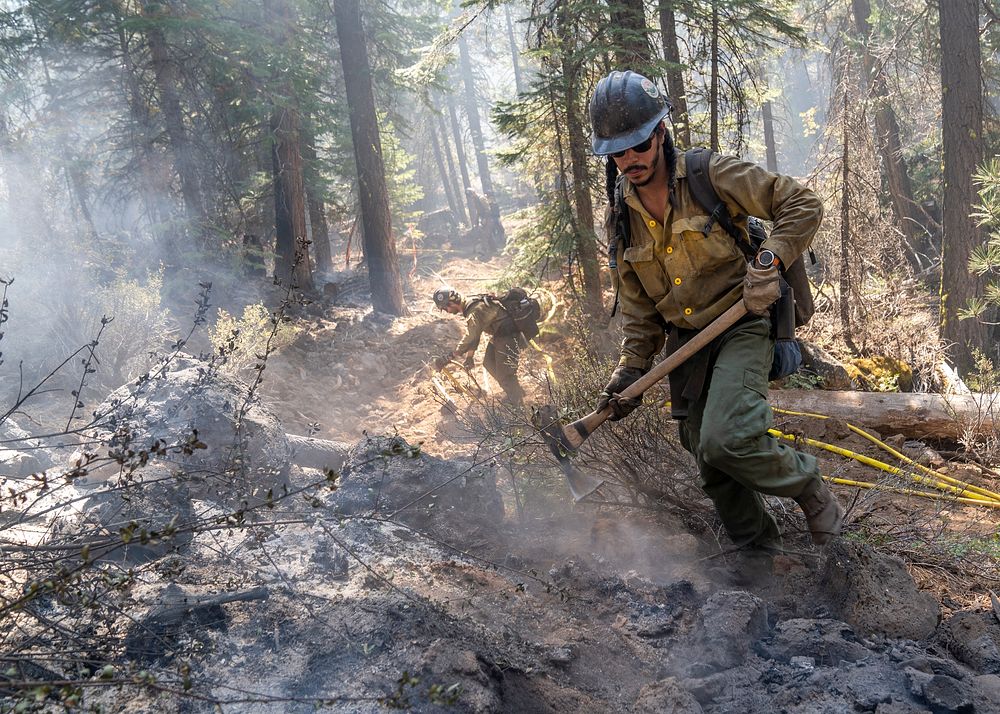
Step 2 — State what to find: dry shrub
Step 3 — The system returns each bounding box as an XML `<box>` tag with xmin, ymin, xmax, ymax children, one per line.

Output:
<box><xmin>209</xmin><ymin>302</ymin><xmax>301</xmax><ymax>374</ymax></box>
<box><xmin>453</xmin><ymin>311</ymin><xmax>712</xmax><ymax>526</ymax></box>
<box><xmin>41</xmin><ymin>269</ymin><xmax>174</xmax><ymax>390</ymax></box>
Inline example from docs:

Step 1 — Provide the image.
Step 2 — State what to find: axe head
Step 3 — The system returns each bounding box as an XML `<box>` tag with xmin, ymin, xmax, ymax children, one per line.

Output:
<box><xmin>533</xmin><ymin>404</ymin><xmax>604</xmax><ymax>502</ymax></box>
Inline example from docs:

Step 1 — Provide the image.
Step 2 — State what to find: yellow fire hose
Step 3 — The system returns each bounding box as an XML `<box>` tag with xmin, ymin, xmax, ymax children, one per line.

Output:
<box><xmin>658</xmin><ymin>399</ymin><xmax>1000</xmax><ymax>509</ymax></box>
<box><xmin>827</xmin><ymin>476</ymin><xmax>1000</xmax><ymax>509</ymax></box>
<box><xmin>769</xmin><ymin>427</ymin><xmax>1000</xmax><ymax>504</ymax></box>
<box><xmin>772</xmin><ymin>406</ymin><xmax>1000</xmax><ymax>504</ymax></box>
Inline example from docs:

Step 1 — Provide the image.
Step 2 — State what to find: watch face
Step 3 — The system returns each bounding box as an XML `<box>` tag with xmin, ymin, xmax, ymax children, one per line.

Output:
<box><xmin>757</xmin><ymin>250</ymin><xmax>776</xmax><ymax>268</ymax></box>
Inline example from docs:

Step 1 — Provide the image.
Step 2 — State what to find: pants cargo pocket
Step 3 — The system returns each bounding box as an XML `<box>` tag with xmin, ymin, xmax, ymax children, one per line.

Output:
<box><xmin>743</xmin><ymin>368</ymin><xmax>768</xmax><ymax>399</ymax></box>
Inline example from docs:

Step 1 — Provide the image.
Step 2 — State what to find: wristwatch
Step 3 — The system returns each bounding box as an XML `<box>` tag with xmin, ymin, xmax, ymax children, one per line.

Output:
<box><xmin>755</xmin><ymin>249</ymin><xmax>779</xmax><ymax>269</ymax></box>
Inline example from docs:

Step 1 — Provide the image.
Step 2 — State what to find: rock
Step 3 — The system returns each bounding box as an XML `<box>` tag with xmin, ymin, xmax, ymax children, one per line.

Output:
<box><xmin>0</xmin><ymin>419</ymin><xmax>54</xmax><ymax>476</ymax></box>
<box><xmin>875</xmin><ymin>701</ymin><xmax>932</xmax><ymax>714</ymax></box>
<box><xmin>972</xmin><ymin>674</ymin><xmax>1000</xmax><ymax>711</ymax></box>
<box><xmin>820</xmin><ymin>539</ymin><xmax>939</xmax><ymax>640</ymax></box>
<box><xmin>681</xmin><ymin>591</ymin><xmax>768</xmax><ymax>673</ymax></box>
<box><xmin>61</xmin><ymin>463</ymin><xmax>195</xmax><ymax>563</ymax></box>
<box><xmin>81</xmin><ymin>355</ymin><xmax>291</xmax><ymax>506</ymax></box>
<box><xmin>799</xmin><ymin>341</ymin><xmax>854</xmax><ymax>390</ymax></box>
<box><xmin>756</xmin><ymin>618</ymin><xmax>874</xmax><ymax>665</ymax></box>
<box><xmin>329</xmin><ymin>435</ymin><xmax>503</xmax><ymax>537</ymax></box>
<box><xmin>937</xmin><ymin>610</ymin><xmax>1000</xmax><ymax>674</ymax></box>
<box><xmin>418</xmin><ymin>642</ymin><xmax>501</xmax><ymax>714</ymax></box>
<box><xmin>634</xmin><ymin>677</ymin><xmax>703</xmax><ymax>714</ymax></box>
<box><xmin>921</xmin><ymin>675</ymin><xmax>974</xmax><ymax>714</ymax></box>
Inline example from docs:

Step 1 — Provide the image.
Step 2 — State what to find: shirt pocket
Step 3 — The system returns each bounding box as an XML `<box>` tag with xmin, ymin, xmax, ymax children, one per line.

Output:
<box><xmin>671</xmin><ymin>216</ymin><xmax>743</xmax><ymax>277</ymax></box>
<box><xmin>623</xmin><ymin>243</ymin><xmax>669</xmax><ymax>300</ymax></box>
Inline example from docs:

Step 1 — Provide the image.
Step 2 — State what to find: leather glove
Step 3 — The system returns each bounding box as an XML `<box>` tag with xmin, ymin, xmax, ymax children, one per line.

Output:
<box><xmin>462</xmin><ymin>354</ymin><xmax>475</xmax><ymax>370</ymax></box>
<box><xmin>433</xmin><ymin>354</ymin><xmax>451</xmax><ymax>370</ymax></box>
<box><xmin>596</xmin><ymin>365</ymin><xmax>646</xmax><ymax>421</ymax></box>
<box><xmin>743</xmin><ymin>263</ymin><xmax>781</xmax><ymax>317</ymax></box>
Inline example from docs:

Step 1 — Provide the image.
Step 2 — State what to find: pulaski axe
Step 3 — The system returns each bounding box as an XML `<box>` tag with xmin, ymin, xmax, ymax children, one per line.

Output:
<box><xmin>538</xmin><ymin>300</ymin><xmax>749</xmax><ymax>501</ymax></box>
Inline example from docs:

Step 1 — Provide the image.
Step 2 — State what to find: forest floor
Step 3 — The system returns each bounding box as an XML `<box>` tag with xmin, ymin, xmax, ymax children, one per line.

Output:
<box><xmin>4</xmin><ymin>228</ymin><xmax>1000</xmax><ymax>712</ymax></box>
<box><xmin>232</xmin><ymin>229</ymin><xmax>1000</xmax><ymax>711</ymax></box>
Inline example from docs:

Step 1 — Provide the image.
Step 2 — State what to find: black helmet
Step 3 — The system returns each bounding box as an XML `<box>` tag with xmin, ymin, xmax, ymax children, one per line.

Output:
<box><xmin>590</xmin><ymin>70</ymin><xmax>671</xmax><ymax>156</ymax></box>
<box><xmin>433</xmin><ymin>288</ymin><xmax>462</xmax><ymax>309</ymax></box>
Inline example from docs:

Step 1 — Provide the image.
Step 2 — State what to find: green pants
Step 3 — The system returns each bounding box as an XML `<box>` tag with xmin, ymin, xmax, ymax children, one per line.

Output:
<box><xmin>675</xmin><ymin>317</ymin><xmax>819</xmax><ymax>546</ymax></box>
<box><xmin>484</xmin><ymin>332</ymin><xmax>524</xmax><ymax>405</ymax></box>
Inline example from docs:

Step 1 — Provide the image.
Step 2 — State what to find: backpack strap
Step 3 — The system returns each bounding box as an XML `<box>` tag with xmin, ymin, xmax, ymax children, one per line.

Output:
<box><xmin>685</xmin><ymin>148</ymin><xmax>755</xmax><ymax>261</ymax></box>
<box><xmin>462</xmin><ymin>296</ymin><xmax>487</xmax><ymax>317</ymax></box>
<box><xmin>609</xmin><ymin>174</ymin><xmax>631</xmax><ymax>270</ymax></box>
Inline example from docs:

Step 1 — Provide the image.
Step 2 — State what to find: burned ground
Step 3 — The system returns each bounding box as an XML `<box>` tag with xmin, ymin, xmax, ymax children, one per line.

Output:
<box><xmin>2</xmin><ymin>248</ymin><xmax>1000</xmax><ymax>713</ymax></box>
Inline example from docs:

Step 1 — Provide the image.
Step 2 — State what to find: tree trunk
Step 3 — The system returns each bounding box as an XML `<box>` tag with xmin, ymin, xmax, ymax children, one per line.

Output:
<box><xmin>333</xmin><ymin>0</ymin><xmax>405</xmax><ymax>315</ymax></box>
<box><xmin>446</xmin><ymin>94</ymin><xmax>473</xmax><ymax>218</ymax></box>
<box><xmin>557</xmin><ymin>10</ymin><xmax>603</xmax><ymax>317</ymax></box>
<box><xmin>301</xmin><ymin>136</ymin><xmax>333</xmax><ymax>274</ymax></box>
<box><xmin>852</xmin><ymin>0</ymin><xmax>929</xmax><ymax>272</ymax></box>
<box><xmin>709</xmin><ymin>2</ymin><xmax>720</xmax><ymax>152</ymax></box>
<box><xmin>505</xmin><ymin>6</ymin><xmax>524</xmax><ymax>95</ymax></box>
<box><xmin>268</xmin><ymin>0</ymin><xmax>313</xmax><ymax>290</ymax></box>
<box><xmin>437</xmin><ymin>112</ymin><xmax>468</xmax><ymax>225</ymax></box>
<box><xmin>762</xmin><ymin>101</ymin><xmax>778</xmax><ymax>172</ymax></box>
<box><xmin>270</xmin><ymin>108</ymin><xmax>313</xmax><ymax>289</ymax></box>
<box><xmin>429</xmin><ymin>119</ymin><xmax>459</xmax><ymax>217</ymax></box>
<box><xmin>840</xmin><ymin>92</ymin><xmax>859</xmax><ymax>353</ymax></box>
<box><xmin>658</xmin><ymin>0</ymin><xmax>690</xmax><ymax>147</ymax></box>
<box><xmin>610</xmin><ymin>0</ymin><xmax>652</xmax><ymax>73</ymax></box>
<box><xmin>770</xmin><ymin>389</ymin><xmax>999</xmax><ymax>441</ymax></box>
<box><xmin>457</xmin><ymin>34</ymin><xmax>494</xmax><ymax>198</ymax></box>
<box><xmin>0</xmin><ymin>113</ymin><xmax>49</xmax><ymax>252</ymax></box>
<box><xmin>141</xmin><ymin>0</ymin><xmax>205</xmax><ymax>240</ymax></box>
<box><xmin>938</xmin><ymin>0</ymin><xmax>987</xmax><ymax>374</ymax></box>
<box><xmin>114</xmin><ymin>12</ymin><xmax>177</xmax><ymax>260</ymax></box>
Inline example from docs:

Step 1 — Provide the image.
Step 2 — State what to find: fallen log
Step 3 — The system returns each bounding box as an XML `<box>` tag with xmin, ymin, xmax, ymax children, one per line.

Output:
<box><xmin>770</xmin><ymin>390</ymin><xmax>1000</xmax><ymax>441</ymax></box>
<box><xmin>286</xmin><ymin>434</ymin><xmax>350</xmax><ymax>471</ymax></box>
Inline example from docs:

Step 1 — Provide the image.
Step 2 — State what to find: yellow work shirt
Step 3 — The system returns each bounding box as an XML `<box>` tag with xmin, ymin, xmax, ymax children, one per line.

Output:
<box><xmin>615</xmin><ymin>150</ymin><xmax>823</xmax><ymax>371</ymax></box>
<box><xmin>456</xmin><ymin>298</ymin><xmax>509</xmax><ymax>354</ymax></box>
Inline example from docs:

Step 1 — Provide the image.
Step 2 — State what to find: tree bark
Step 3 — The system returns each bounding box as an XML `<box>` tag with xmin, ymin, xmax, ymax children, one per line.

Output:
<box><xmin>557</xmin><ymin>8</ymin><xmax>603</xmax><ymax>316</ymax></box>
<box><xmin>770</xmin><ymin>389</ymin><xmax>999</xmax><ymax>441</ymax></box>
<box><xmin>436</xmin><ymin>112</ymin><xmax>468</xmax><ymax>225</ymax></box>
<box><xmin>610</xmin><ymin>0</ymin><xmax>653</xmax><ymax>73</ymax></box>
<box><xmin>709</xmin><ymin>2</ymin><xmax>720</xmax><ymax>151</ymax></box>
<box><xmin>505</xmin><ymin>5</ymin><xmax>524</xmax><ymax>95</ymax></box>
<box><xmin>457</xmin><ymin>34</ymin><xmax>494</xmax><ymax>198</ymax></box>
<box><xmin>658</xmin><ymin>0</ymin><xmax>691</xmax><ymax>147</ymax></box>
<box><xmin>762</xmin><ymin>101</ymin><xmax>778</xmax><ymax>172</ymax></box>
<box><xmin>267</xmin><ymin>0</ymin><xmax>313</xmax><ymax>289</ymax></box>
<box><xmin>141</xmin><ymin>0</ymin><xmax>206</xmax><ymax>239</ymax></box>
<box><xmin>114</xmin><ymin>10</ymin><xmax>177</xmax><ymax>260</ymax></box>
<box><xmin>840</xmin><ymin>92</ymin><xmax>859</xmax><ymax>353</ymax></box>
<box><xmin>270</xmin><ymin>107</ymin><xmax>313</xmax><ymax>289</ymax></box>
<box><xmin>333</xmin><ymin>0</ymin><xmax>405</xmax><ymax>315</ymax></box>
<box><xmin>429</xmin><ymin>119</ymin><xmax>459</xmax><ymax>217</ymax></box>
<box><xmin>446</xmin><ymin>93</ymin><xmax>473</xmax><ymax>218</ymax></box>
<box><xmin>851</xmin><ymin>0</ymin><xmax>929</xmax><ymax>272</ymax></box>
<box><xmin>301</xmin><ymin>136</ymin><xmax>333</xmax><ymax>274</ymax></box>
<box><xmin>938</xmin><ymin>0</ymin><xmax>987</xmax><ymax>374</ymax></box>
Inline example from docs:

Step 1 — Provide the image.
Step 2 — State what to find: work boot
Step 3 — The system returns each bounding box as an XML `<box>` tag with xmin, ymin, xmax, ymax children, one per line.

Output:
<box><xmin>794</xmin><ymin>478</ymin><xmax>843</xmax><ymax>546</ymax></box>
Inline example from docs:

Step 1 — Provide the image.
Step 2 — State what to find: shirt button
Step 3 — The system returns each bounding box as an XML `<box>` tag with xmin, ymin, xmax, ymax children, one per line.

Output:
<box><xmin>648</xmin><ymin>220</ymin><xmax>657</xmax><ymax>228</ymax></box>
<box><xmin>666</xmin><ymin>246</ymin><xmax>673</xmax><ymax>254</ymax></box>
<box><xmin>684</xmin><ymin>307</ymin><xmax>693</xmax><ymax>315</ymax></box>
<box><xmin>674</xmin><ymin>277</ymin><xmax>682</xmax><ymax>285</ymax></box>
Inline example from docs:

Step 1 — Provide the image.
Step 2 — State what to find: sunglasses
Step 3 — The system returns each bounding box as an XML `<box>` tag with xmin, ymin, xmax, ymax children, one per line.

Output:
<box><xmin>611</xmin><ymin>131</ymin><xmax>657</xmax><ymax>158</ymax></box>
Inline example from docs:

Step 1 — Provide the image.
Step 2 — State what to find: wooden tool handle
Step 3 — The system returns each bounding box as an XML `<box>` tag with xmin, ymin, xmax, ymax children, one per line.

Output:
<box><xmin>562</xmin><ymin>300</ymin><xmax>749</xmax><ymax>450</ymax></box>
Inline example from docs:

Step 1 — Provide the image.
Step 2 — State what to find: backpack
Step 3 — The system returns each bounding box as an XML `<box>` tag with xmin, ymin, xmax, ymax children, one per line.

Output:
<box><xmin>496</xmin><ymin>287</ymin><xmax>542</xmax><ymax>341</ymax></box>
